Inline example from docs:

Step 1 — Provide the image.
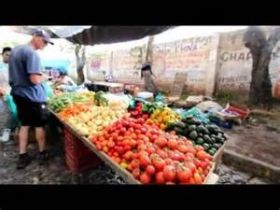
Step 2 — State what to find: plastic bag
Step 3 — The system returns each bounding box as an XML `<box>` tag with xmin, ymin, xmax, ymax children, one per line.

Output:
<box><xmin>181</xmin><ymin>107</ymin><xmax>210</xmax><ymax>124</ymax></box>
<box><xmin>43</xmin><ymin>81</ymin><xmax>54</xmax><ymax>98</ymax></box>
<box><xmin>4</xmin><ymin>94</ymin><xmax>20</xmax><ymax>128</ymax></box>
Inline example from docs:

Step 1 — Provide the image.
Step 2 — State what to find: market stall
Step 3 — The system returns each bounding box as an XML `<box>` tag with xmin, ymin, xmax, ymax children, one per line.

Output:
<box><xmin>47</xmin><ymin>89</ymin><xmax>226</xmax><ymax>184</ymax></box>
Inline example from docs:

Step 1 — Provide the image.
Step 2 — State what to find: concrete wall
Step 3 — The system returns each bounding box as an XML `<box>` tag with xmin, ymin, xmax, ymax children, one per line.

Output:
<box><xmin>216</xmin><ymin>29</ymin><xmax>280</xmax><ymax>98</ymax></box>
<box><xmin>152</xmin><ymin>35</ymin><xmax>218</xmax><ymax>95</ymax></box>
<box><xmin>85</xmin><ymin>27</ymin><xmax>280</xmax><ymax>98</ymax></box>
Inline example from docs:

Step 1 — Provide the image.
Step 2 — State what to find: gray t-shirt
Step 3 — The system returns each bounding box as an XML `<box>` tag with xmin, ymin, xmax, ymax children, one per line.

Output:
<box><xmin>9</xmin><ymin>44</ymin><xmax>46</xmax><ymax>102</ymax></box>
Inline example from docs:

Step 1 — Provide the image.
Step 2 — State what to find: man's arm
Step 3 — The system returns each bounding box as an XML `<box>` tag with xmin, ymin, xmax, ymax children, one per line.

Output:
<box><xmin>26</xmin><ymin>50</ymin><xmax>46</xmax><ymax>85</ymax></box>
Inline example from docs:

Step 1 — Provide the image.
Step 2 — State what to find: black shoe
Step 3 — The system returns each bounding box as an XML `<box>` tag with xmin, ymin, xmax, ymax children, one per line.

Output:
<box><xmin>38</xmin><ymin>150</ymin><xmax>50</xmax><ymax>165</ymax></box>
<box><xmin>17</xmin><ymin>153</ymin><xmax>32</xmax><ymax>169</ymax></box>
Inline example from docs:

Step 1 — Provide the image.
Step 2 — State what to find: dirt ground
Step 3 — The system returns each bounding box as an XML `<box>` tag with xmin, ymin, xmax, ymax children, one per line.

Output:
<box><xmin>225</xmin><ymin>114</ymin><xmax>280</xmax><ymax>167</ymax></box>
<box><xmin>0</xmin><ymin>136</ymin><xmax>271</xmax><ymax>184</ymax></box>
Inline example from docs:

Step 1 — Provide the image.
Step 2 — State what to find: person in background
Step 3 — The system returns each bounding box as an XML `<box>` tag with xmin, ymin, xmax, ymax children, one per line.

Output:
<box><xmin>56</xmin><ymin>71</ymin><xmax>76</xmax><ymax>86</ymax></box>
<box><xmin>0</xmin><ymin>47</ymin><xmax>15</xmax><ymax>143</ymax></box>
<box><xmin>0</xmin><ymin>47</ymin><xmax>12</xmax><ymax>96</ymax></box>
<box><xmin>9</xmin><ymin>29</ymin><xmax>54</xmax><ymax>169</ymax></box>
<box><xmin>140</xmin><ymin>63</ymin><xmax>159</xmax><ymax>97</ymax></box>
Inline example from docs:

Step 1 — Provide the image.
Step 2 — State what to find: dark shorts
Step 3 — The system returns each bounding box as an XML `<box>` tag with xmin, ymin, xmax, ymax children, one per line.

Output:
<box><xmin>12</xmin><ymin>95</ymin><xmax>49</xmax><ymax>127</ymax></box>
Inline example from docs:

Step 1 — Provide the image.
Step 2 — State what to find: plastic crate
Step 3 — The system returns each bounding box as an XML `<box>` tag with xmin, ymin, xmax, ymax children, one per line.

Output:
<box><xmin>63</xmin><ymin>128</ymin><xmax>102</xmax><ymax>173</ymax></box>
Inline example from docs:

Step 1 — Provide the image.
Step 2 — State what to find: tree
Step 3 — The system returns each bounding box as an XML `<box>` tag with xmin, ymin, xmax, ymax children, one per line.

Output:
<box><xmin>75</xmin><ymin>45</ymin><xmax>86</xmax><ymax>85</ymax></box>
<box><xmin>243</xmin><ymin>26</ymin><xmax>280</xmax><ymax>109</ymax></box>
<box><xmin>145</xmin><ymin>36</ymin><xmax>154</xmax><ymax>63</ymax></box>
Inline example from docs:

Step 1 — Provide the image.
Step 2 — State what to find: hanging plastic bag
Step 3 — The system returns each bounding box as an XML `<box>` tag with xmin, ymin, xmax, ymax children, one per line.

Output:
<box><xmin>4</xmin><ymin>94</ymin><xmax>20</xmax><ymax>128</ymax></box>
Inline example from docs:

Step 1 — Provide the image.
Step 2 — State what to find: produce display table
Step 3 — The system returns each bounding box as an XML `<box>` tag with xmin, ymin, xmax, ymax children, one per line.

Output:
<box><xmin>213</xmin><ymin>142</ymin><xmax>226</xmax><ymax>170</ymax></box>
<box><xmin>86</xmin><ymin>82</ymin><xmax>124</xmax><ymax>93</ymax></box>
<box><xmin>49</xmin><ymin>109</ymin><xmax>219</xmax><ymax>184</ymax></box>
<box><xmin>49</xmin><ymin>109</ymin><xmax>140</xmax><ymax>183</ymax></box>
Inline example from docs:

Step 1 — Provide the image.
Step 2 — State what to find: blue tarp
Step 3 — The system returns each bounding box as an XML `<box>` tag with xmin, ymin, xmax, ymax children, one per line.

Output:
<box><xmin>41</xmin><ymin>59</ymin><xmax>71</xmax><ymax>73</ymax></box>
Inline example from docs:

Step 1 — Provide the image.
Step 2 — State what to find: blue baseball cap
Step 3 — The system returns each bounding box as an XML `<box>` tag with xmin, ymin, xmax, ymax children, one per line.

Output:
<box><xmin>32</xmin><ymin>29</ymin><xmax>54</xmax><ymax>45</ymax></box>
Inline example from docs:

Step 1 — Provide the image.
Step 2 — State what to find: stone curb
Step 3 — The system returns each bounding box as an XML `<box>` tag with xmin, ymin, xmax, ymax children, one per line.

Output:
<box><xmin>223</xmin><ymin>149</ymin><xmax>280</xmax><ymax>183</ymax></box>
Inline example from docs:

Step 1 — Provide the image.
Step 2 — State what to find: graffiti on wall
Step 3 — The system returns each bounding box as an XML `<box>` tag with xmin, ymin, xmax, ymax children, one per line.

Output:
<box><xmin>112</xmin><ymin>47</ymin><xmax>143</xmax><ymax>71</ymax></box>
<box><xmin>218</xmin><ymin>40</ymin><xmax>280</xmax><ymax>95</ymax></box>
<box><xmin>88</xmin><ymin>53</ymin><xmax>110</xmax><ymax>71</ymax></box>
<box><xmin>152</xmin><ymin>36</ymin><xmax>212</xmax><ymax>92</ymax></box>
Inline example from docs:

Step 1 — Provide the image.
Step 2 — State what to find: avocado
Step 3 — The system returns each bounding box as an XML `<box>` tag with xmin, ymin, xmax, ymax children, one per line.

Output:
<box><xmin>174</xmin><ymin>127</ymin><xmax>184</xmax><ymax>135</ymax></box>
<box><xmin>189</xmin><ymin>130</ymin><xmax>198</xmax><ymax>140</ymax></box>
<box><xmin>196</xmin><ymin>138</ymin><xmax>204</xmax><ymax>145</ymax></box>
<box><xmin>188</xmin><ymin>125</ymin><xmax>197</xmax><ymax>132</ymax></box>
<box><xmin>203</xmin><ymin>143</ymin><xmax>210</xmax><ymax>150</ymax></box>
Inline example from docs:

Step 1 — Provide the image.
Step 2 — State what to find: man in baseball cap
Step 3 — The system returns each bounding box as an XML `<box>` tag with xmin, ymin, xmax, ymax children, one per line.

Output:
<box><xmin>8</xmin><ymin>28</ymin><xmax>55</xmax><ymax>169</ymax></box>
<box><xmin>32</xmin><ymin>28</ymin><xmax>54</xmax><ymax>45</ymax></box>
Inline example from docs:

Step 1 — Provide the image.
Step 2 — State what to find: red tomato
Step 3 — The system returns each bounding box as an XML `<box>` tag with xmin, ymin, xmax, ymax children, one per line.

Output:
<box><xmin>135</xmin><ymin>129</ymin><xmax>141</xmax><ymax>135</ymax></box>
<box><xmin>152</xmin><ymin>157</ymin><xmax>166</xmax><ymax>171</ymax></box>
<box><xmin>114</xmin><ymin>157</ymin><xmax>121</xmax><ymax>164</ymax></box>
<box><xmin>142</xmin><ymin>114</ymin><xmax>149</xmax><ymax>120</ymax></box>
<box><xmin>156</xmin><ymin>172</ymin><xmax>165</xmax><ymax>184</ymax></box>
<box><xmin>166</xmin><ymin>182</ymin><xmax>175</xmax><ymax>185</ymax></box>
<box><xmin>169</xmin><ymin>151</ymin><xmax>185</xmax><ymax>161</ymax></box>
<box><xmin>116</xmin><ymin>136</ymin><xmax>124</xmax><ymax>142</ymax></box>
<box><xmin>130</xmin><ymin>140</ymin><xmax>137</xmax><ymax>147</ymax></box>
<box><xmin>151</xmin><ymin>134</ymin><xmax>159</xmax><ymax>142</ymax></box>
<box><xmin>102</xmin><ymin>146</ymin><xmax>109</xmax><ymax>153</ymax></box>
<box><xmin>198</xmin><ymin>160</ymin><xmax>210</xmax><ymax>169</ymax></box>
<box><xmin>156</xmin><ymin>149</ymin><xmax>168</xmax><ymax>159</ymax></box>
<box><xmin>132</xmin><ymin>168</ymin><xmax>141</xmax><ymax>179</ymax></box>
<box><xmin>128</xmin><ymin>127</ymin><xmax>135</xmax><ymax>133</ymax></box>
<box><xmin>147</xmin><ymin>146</ymin><xmax>156</xmax><ymax>155</ymax></box>
<box><xmin>196</xmin><ymin>150</ymin><xmax>209</xmax><ymax>160</ymax></box>
<box><xmin>131</xmin><ymin>159</ymin><xmax>140</xmax><ymax>169</ymax></box>
<box><xmin>139</xmin><ymin>150</ymin><xmax>149</xmax><ymax>157</ymax></box>
<box><xmin>146</xmin><ymin>165</ymin><xmax>156</xmax><ymax>176</ymax></box>
<box><xmin>189</xmin><ymin>177</ymin><xmax>196</xmax><ymax>184</ymax></box>
<box><xmin>177</xmin><ymin>145</ymin><xmax>189</xmax><ymax>153</ymax></box>
<box><xmin>138</xmin><ymin>144</ymin><xmax>147</xmax><ymax>151</ymax></box>
<box><xmin>123</xmin><ymin>151</ymin><xmax>133</xmax><ymax>161</ymax></box>
<box><xmin>113</xmin><ymin>152</ymin><xmax>119</xmax><ymax>157</ymax></box>
<box><xmin>165</xmin><ymin>158</ymin><xmax>173</xmax><ymax>165</ymax></box>
<box><xmin>107</xmin><ymin>141</ymin><xmax>115</xmax><ymax>148</ymax></box>
<box><xmin>127</xmin><ymin>163</ymin><xmax>133</xmax><ymax>171</ymax></box>
<box><xmin>124</xmin><ymin>145</ymin><xmax>131</xmax><ymax>151</ymax></box>
<box><xmin>155</xmin><ymin>137</ymin><xmax>167</xmax><ymax>148</ymax></box>
<box><xmin>96</xmin><ymin>144</ymin><xmax>102</xmax><ymax>150</ymax></box>
<box><xmin>142</xmin><ymin>136</ymin><xmax>150</xmax><ymax>142</ymax></box>
<box><xmin>188</xmin><ymin>147</ymin><xmax>197</xmax><ymax>155</ymax></box>
<box><xmin>140</xmin><ymin>127</ymin><xmax>147</xmax><ymax>133</ymax></box>
<box><xmin>184</xmin><ymin>162</ymin><xmax>196</xmax><ymax>174</ymax></box>
<box><xmin>139</xmin><ymin>155</ymin><xmax>151</xmax><ymax>168</ymax></box>
<box><xmin>167</xmin><ymin>139</ymin><xmax>178</xmax><ymax>150</ymax></box>
<box><xmin>137</xmin><ymin>118</ymin><xmax>145</xmax><ymax>124</ymax></box>
<box><xmin>140</xmin><ymin>173</ymin><xmax>151</xmax><ymax>184</ymax></box>
<box><xmin>163</xmin><ymin>165</ymin><xmax>176</xmax><ymax>182</ymax></box>
<box><xmin>135</xmin><ymin>124</ymin><xmax>142</xmax><ymax>130</ymax></box>
<box><xmin>186</xmin><ymin>153</ymin><xmax>195</xmax><ymax>159</ymax></box>
<box><xmin>193</xmin><ymin>159</ymin><xmax>201</xmax><ymax>168</ymax></box>
<box><xmin>177</xmin><ymin>165</ymin><xmax>192</xmax><ymax>184</ymax></box>
<box><xmin>194</xmin><ymin>172</ymin><xmax>203</xmax><ymax>184</ymax></box>
<box><xmin>195</xmin><ymin>145</ymin><xmax>205</xmax><ymax>151</ymax></box>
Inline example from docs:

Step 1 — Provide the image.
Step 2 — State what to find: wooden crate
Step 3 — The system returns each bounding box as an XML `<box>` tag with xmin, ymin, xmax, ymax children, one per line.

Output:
<box><xmin>63</xmin><ymin>127</ymin><xmax>102</xmax><ymax>174</ymax></box>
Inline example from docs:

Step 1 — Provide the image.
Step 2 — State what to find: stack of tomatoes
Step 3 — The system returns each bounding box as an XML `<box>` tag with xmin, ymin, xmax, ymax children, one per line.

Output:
<box><xmin>91</xmin><ymin>116</ymin><xmax>213</xmax><ymax>184</ymax></box>
<box><xmin>128</xmin><ymin>103</ymin><xmax>150</xmax><ymax>120</ymax></box>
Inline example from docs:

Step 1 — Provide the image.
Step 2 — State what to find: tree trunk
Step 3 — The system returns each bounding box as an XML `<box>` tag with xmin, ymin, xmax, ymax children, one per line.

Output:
<box><xmin>248</xmin><ymin>46</ymin><xmax>273</xmax><ymax>109</ymax></box>
<box><xmin>145</xmin><ymin>36</ymin><xmax>154</xmax><ymax>63</ymax></box>
<box><xmin>75</xmin><ymin>45</ymin><xmax>86</xmax><ymax>85</ymax></box>
<box><xmin>243</xmin><ymin>26</ymin><xmax>279</xmax><ymax>109</ymax></box>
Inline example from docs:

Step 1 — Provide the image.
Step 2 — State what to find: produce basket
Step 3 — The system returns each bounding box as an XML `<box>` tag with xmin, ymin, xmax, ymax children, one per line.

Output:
<box><xmin>63</xmin><ymin>127</ymin><xmax>102</xmax><ymax>173</ymax></box>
